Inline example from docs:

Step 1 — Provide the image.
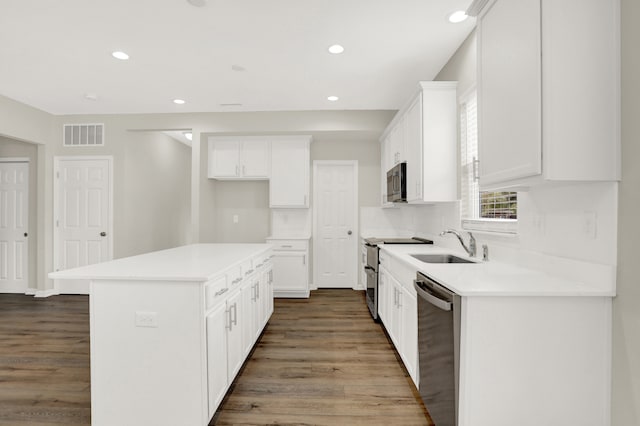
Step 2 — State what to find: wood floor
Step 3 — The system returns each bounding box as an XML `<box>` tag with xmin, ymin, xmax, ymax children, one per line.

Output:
<box><xmin>0</xmin><ymin>294</ymin><xmax>91</xmax><ymax>426</ymax></box>
<box><xmin>212</xmin><ymin>289</ymin><xmax>431</xmax><ymax>425</ymax></box>
<box><xmin>0</xmin><ymin>290</ymin><xmax>430</xmax><ymax>426</ymax></box>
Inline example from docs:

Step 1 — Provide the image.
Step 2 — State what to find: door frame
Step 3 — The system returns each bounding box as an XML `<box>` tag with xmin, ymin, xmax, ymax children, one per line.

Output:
<box><xmin>53</xmin><ymin>156</ymin><xmax>114</xmax><ymax>281</ymax></box>
<box><xmin>0</xmin><ymin>158</ymin><xmax>30</xmax><ymax>293</ymax></box>
<box><xmin>312</xmin><ymin>160</ymin><xmax>359</xmax><ymax>290</ymax></box>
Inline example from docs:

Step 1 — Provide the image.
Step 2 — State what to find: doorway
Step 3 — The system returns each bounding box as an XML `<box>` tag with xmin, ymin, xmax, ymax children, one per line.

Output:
<box><xmin>0</xmin><ymin>160</ymin><xmax>29</xmax><ymax>293</ymax></box>
<box><xmin>53</xmin><ymin>157</ymin><xmax>113</xmax><ymax>294</ymax></box>
<box><xmin>312</xmin><ymin>161</ymin><xmax>358</xmax><ymax>289</ymax></box>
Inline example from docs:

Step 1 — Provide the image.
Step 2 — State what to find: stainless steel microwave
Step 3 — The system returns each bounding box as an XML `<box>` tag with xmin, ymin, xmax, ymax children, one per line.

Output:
<box><xmin>386</xmin><ymin>162</ymin><xmax>407</xmax><ymax>203</ymax></box>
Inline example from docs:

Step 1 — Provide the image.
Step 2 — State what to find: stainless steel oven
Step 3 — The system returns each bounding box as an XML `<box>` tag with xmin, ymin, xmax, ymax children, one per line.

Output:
<box><xmin>363</xmin><ymin>237</ymin><xmax>432</xmax><ymax>321</ymax></box>
<box><xmin>386</xmin><ymin>162</ymin><xmax>407</xmax><ymax>203</ymax></box>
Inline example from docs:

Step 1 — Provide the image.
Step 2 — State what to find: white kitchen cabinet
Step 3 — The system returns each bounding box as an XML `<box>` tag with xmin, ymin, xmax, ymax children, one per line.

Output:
<box><xmin>379</xmin><ymin>81</ymin><xmax>458</xmax><ymax>205</ymax></box>
<box><xmin>269</xmin><ymin>136</ymin><xmax>311</xmax><ymax>208</ymax></box>
<box><xmin>208</xmin><ymin>137</ymin><xmax>270</xmax><ymax>179</ymax></box>
<box><xmin>380</xmin><ymin>137</ymin><xmax>394</xmax><ymax>207</ymax></box>
<box><xmin>379</xmin><ymin>250</ymin><xmax>419</xmax><ymax>387</ymax></box>
<box><xmin>226</xmin><ymin>286</ymin><xmax>245</xmax><ymax>381</ymax></box>
<box><xmin>474</xmin><ymin>0</ymin><xmax>620</xmax><ymax>190</ymax></box>
<box><xmin>205</xmin><ymin>299</ymin><xmax>228</xmax><ymax>418</ymax></box>
<box><xmin>266</xmin><ymin>237</ymin><xmax>310</xmax><ymax>298</ymax></box>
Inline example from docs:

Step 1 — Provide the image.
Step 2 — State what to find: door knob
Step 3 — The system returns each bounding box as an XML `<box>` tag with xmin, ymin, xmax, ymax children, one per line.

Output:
<box><xmin>347</xmin><ymin>230</ymin><xmax>352</xmax><ymax>235</ymax></box>
<box><xmin>100</xmin><ymin>232</ymin><xmax>107</xmax><ymax>237</ymax></box>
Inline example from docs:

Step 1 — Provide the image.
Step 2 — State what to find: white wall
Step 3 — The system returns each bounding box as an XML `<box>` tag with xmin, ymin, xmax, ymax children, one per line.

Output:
<box><xmin>120</xmin><ymin>132</ymin><xmax>191</xmax><ymax>257</ymax></box>
<box><xmin>613</xmin><ymin>0</ymin><xmax>640</xmax><ymax>423</ymax></box>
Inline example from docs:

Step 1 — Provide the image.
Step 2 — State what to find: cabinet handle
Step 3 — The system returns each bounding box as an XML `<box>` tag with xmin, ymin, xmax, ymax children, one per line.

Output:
<box><xmin>303</xmin><ymin>255</ymin><xmax>306</xmax><ymax>265</ymax></box>
<box><xmin>214</xmin><ymin>287</ymin><xmax>229</xmax><ymax>297</ymax></box>
<box><xmin>232</xmin><ymin>303</ymin><xmax>238</xmax><ymax>326</ymax></box>
<box><xmin>397</xmin><ymin>291</ymin><xmax>402</xmax><ymax>308</ymax></box>
<box><xmin>226</xmin><ymin>308</ymin><xmax>232</xmax><ymax>330</ymax></box>
<box><xmin>245</xmin><ymin>269</ymin><xmax>254</xmax><ymax>276</ymax></box>
<box><xmin>232</xmin><ymin>277</ymin><xmax>242</xmax><ymax>285</ymax></box>
<box><xmin>281</xmin><ymin>245</ymin><xmax>293</xmax><ymax>248</ymax></box>
<box><xmin>256</xmin><ymin>282</ymin><xmax>260</xmax><ymax>299</ymax></box>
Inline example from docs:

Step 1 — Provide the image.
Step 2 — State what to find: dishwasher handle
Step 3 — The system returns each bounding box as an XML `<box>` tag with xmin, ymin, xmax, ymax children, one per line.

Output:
<box><xmin>414</xmin><ymin>279</ymin><xmax>453</xmax><ymax>311</ymax></box>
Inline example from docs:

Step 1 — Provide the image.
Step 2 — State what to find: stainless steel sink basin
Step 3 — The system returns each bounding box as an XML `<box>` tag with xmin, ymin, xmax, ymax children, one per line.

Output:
<box><xmin>410</xmin><ymin>254</ymin><xmax>476</xmax><ymax>264</ymax></box>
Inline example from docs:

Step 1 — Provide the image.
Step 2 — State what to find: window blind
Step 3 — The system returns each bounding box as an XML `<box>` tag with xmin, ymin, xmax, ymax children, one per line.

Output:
<box><xmin>459</xmin><ymin>91</ymin><xmax>518</xmax><ymax>224</ymax></box>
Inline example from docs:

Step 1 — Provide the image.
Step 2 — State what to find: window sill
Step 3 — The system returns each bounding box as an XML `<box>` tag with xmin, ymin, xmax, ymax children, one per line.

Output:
<box><xmin>461</xmin><ymin>219</ymin><xmax>517</xmax><ymax>235</ymax></box>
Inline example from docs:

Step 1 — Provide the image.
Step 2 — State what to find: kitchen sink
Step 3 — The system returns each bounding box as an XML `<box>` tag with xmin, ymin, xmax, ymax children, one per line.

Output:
<box><xmin>410</xmin><ymin>254</ymin><xmax>476</xmax><ymax>264</ymax></box>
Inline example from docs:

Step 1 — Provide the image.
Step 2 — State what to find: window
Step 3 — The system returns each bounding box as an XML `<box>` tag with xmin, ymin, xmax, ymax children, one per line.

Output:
<box><xmin>460</xmin><ymin>90</ymin><xmax>517</xmax><ymax>233</ymax></box>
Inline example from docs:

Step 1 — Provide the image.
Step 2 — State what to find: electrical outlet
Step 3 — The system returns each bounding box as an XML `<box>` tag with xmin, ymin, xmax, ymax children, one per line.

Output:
<box><xmin>135</xmin><ymin>311</ymin><xmax>158</xmax><ymax>328</ymax></box>
<box><xmin>233</xmin><ymin>214</ymin><xmax>239</xmax><ymax>224</ymax></box>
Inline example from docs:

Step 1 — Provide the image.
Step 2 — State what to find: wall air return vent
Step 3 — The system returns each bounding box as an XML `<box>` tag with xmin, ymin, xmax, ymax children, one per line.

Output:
<box><xmin>63</xmin><ymin>123</ymin><xmax>104</xmax><ymax>146</ymax></box>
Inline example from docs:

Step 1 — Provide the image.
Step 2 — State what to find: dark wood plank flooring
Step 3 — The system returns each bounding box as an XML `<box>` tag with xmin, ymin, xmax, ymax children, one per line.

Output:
<box><xmin>0</xmin><ymin>290</ymin><xmax>430</xmax><ymax>425</ymax></box>
<box><xmin>0</xmin><ymin>294</ymin><xmax>91</xmax><ymax>425</ymax></box>
<box><xmin>212</xmin><ymin>289</ymin><xmax>431</xmax><ymax>425</ymax></box>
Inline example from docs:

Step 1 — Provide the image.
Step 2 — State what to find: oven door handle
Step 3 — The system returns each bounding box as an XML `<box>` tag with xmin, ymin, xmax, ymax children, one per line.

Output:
<box><xmin>414</xmin><ymin>279</ymin><xmax>452</xmax><ymax>311</ymax></box>
<box><xmin>364</xmin><ymin>266</ymin><xmax>376</xmax><ymax>275</ymax></box>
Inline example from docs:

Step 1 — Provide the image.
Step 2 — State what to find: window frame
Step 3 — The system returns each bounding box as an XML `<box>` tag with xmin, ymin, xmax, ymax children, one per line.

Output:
<box><xmin>459</xmin><ymin>86</ymin><xmax>517</xmax><ymax>235</ymax></box>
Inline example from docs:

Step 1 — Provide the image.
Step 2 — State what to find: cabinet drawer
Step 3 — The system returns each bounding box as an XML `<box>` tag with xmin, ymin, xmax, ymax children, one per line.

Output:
<box><xmin>227</xmin><ymin>265</ymin><xmax>243</xmax><ymax>287</ymax></box>
<box><xmin>241</xmin><ymin>259</ymin><xmax>255</xmax><ymax>278</ymax></box>
<box><xmin>205</xmin><ymin>275</ymin><xmax>229</xmax><ymax>309</ymax></box>
<box><xmin>268</xmin><ymin>239</ymin><xmax>308</xmax><ymax>251</ymax></box>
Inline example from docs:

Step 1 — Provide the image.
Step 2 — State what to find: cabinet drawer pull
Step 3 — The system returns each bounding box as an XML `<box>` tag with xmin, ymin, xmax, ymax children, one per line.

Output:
<box><xmin>245</xmin><ymin>269</ymin><xmax>254</xmax><ymax>275</ymax></box>
<box><xmin>232</xmin><ymin>277</ymin><xmax>242</xmax><ymax>285</ymax></box>
<box><xmin>280</xmin><ymin>245</ymin><xmax>293</xmax><ymax>248</ymax></box>
<box><xmin>232</xmin><ymin>303</ymin><xmax>238</xmax><ymax>326</ymax></box>
<box><xmin>214</xmin><ymin>288</ymin><xmax>229</xmax><ymax>297</ymax></box>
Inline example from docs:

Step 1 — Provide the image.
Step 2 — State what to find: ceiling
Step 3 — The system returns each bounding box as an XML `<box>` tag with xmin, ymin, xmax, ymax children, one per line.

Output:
<box><xmin>0</xmin><ymin>0</ymin><xmax>475</xmax><ymax>115</ymax></box>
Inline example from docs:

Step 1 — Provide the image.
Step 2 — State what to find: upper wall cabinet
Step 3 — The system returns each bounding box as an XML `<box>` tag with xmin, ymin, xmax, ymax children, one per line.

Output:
<box><xmin>269</xmin><ymin>136</ymin><xmax>311</xmax><ymax>208</ymax></box>
<box><xmin>380</xmin><ymin>81</ymin><xmax>458</xmax><ymax>205</ymax></box>
<box><xmin>473</xmin><ymin>0</ymin><xmax>620</xmax><ymax>190</ymax></box>
<box><xmin>208</xmin><ymin>137</ymin><xmax>270</xmax><ymax>180</ymax></box>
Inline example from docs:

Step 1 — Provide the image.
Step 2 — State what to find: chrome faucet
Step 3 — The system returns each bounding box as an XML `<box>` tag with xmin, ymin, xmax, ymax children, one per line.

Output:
<box><xmin>439</xmin><ymin>229</ymin><xmax>476</xmax><ymax>257</ymax></box>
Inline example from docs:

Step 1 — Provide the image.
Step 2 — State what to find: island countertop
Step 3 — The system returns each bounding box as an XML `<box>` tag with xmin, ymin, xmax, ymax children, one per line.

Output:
<box><xmin>48</xmin><ymin>243</ymin><xmax>272</xmax><ymax>282</ymax></box>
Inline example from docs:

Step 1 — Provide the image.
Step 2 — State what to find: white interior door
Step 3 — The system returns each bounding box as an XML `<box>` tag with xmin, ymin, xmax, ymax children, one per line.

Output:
<box><xmin>0</xmin><ymin>161</ymin><xmax>29</xmax><ymax>293</ymax></box>
<box><xmin>313</xmin><ymin>161</ymin><xmax>358</xmax><ymax>288</ymax></box>
<box><xmin>55</xmin><ymin>157</ymin><xmax>112</xmax><ymax>294</ymax></box>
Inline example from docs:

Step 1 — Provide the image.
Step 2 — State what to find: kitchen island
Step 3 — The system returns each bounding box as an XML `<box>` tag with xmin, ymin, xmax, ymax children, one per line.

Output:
<box><xmin>49</xmin><ymin>243</ymin><xmax>273</xmax><ymax>426</ymax></box>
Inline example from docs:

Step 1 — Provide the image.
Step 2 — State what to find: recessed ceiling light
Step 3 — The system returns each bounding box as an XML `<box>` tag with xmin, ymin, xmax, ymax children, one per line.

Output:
<box><xmin>327</xmin><ymin>96</ymin><xmax>339</xmax><ymax>102</ymax></box>
<box><xmin>184</xmin><ymin>132</ymin><xmax>193</xmax><ymax>141</ymax></box>
<box><xmin>328</xmin><ymin>44</ymin><xmax>345</xmax><ymax>54</ymax></box>
<box><xmin>448</xmin><ymin>10</ymin><xmax>468</xmax><ymax>23</ymax></box>
<box><xmin>173</xmin><ymin>99</ymin><xmax>186</xmax><ymax>105</ymax></box>
<box><xmin>84</xmin><ymin>93</ymin><xmax>98</xmax><ymax>101</ymax></box>
<box><xmin>112</xmin><ymin>51</ymin><xmax>129</xmax><ymax>60</ymax></box>
<box><xmin>187</xmin><ymin>0</ymin><xmax>206</xmax><ymax>7</ymax></box>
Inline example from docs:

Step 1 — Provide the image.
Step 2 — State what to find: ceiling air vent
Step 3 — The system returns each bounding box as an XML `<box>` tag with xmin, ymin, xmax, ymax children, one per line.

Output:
<box><xmin>63</xmin><ymin>123</ymin><xmax>104</xmax><ymax>146</ymax></box>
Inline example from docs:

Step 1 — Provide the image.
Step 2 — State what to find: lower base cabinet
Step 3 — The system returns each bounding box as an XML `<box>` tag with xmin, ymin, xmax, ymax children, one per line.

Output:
<box><xmin>266</xmin><ymin>238</ymin><xmax>310</xmax><ymax>298</ymax></box>
<box><xmin>206</xmin><ymin>302</ymin><xmax>228</xmax><ymax>417</ymax></box>
<box><xmin>379</xmin><ymin>263</ymin><xmax>419</xmax><ymax>387</ymax></box>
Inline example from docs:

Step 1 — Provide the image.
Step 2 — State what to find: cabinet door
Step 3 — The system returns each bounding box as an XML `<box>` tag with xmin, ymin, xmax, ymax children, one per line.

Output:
<box><xmin>478</xmin><ymin>0</ymin><xmax>542</xmax><ymax>185</ymax></box>
<box><xmin>378</xmin><ymin>267</ymin><xmax>389</xmax><ymax>324</ymax></box>
<box><xmin>389</xmin><ymin>122</ymin><xmax>404</xmax><ymax>165</ymax></box>
<box><xmin>270</xmin><ymin>140</ymin><xmax>310</xmax><ymax>207</ymax></box>
<box><xmin>206</xmin><ymin>302</ymin><xmax>228</xmax><ymax>417</ymax></box>
<box><xmin>390</xmin><ymin>278</ymin><xmax>402</xmax><ymax>349</ymax></box>
<box><xmin>404</xmin><ymin>95</ymin><xmax>423</xmax><ymax>202</ymax></box>
<box><xmin>271</xmin><ymin>252</ymin><xmax>308</xmax><ymax>292</ymax></box>
<box><xmin>266</xmin><ymin>266</ymin><xmax>274</xmax><ymax>318</ymax></box>
<box><xmin>400</xmin><ymin>287</ymin><xmax>418</xmax><ymax>386</ymax></box>
<box><xmin>209</xmin><ymin>139</ymin><xmax>241</xmax><ymax>178</ymax></box>
<box><xmin>380</xmin><ymin>138</ymin><xmax>393</xmax><ymax>207</ymax></box>
<box><xmin>241</xmin><ymin>140</ymin><xmax>270</xmax><ymax>178</ymax></box>
<box><xmin>226</xmin><ymin>289</ymin><xmax>244</xmax><ymax>381</ymax></box>
<box><xmin>240</xmin><ymin>279</ymin><xmax>257</xmax><ymax>357</ymax></box>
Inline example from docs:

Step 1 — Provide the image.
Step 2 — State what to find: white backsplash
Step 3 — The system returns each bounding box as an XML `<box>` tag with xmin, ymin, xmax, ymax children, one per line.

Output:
<box><xmin>270</xmin><ymin>209</ymin><xmax>312</xmax><ymax>237</ymax></box>
<box><xmin>360</xmin><ymin>181</ymin><xmax>618</xmax><ymax>289</ymax></box>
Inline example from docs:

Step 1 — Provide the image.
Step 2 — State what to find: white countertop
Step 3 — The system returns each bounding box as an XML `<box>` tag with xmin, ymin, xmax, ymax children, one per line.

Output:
<box><xmin>48</xmin><ymin>243</ymin><xmax>272</xmax><ymax>282</ymax></box>
<box><xmin>379</xmin><ymin>244</ymin><xmax>615</xmax><ymax>297</ymax></box>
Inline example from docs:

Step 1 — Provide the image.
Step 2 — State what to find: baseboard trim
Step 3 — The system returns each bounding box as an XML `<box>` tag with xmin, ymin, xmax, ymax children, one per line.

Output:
<box><xmin>25</xmin><ymin>288</ymin><xmax>37</xmax><ymax>295</ymax></box>
<box><xmin>274</xmin><ymin>290</ymin><xmax>310</xmax><ymax>298</ymax></box>
<box><xmin>34</xmin><ymin>289</ymin><xmax>60</xmax><ymax>298</ymax></box>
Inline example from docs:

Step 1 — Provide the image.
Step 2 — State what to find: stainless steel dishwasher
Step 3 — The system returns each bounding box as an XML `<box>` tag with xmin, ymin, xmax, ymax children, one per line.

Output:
<box><xmin>414</xmin><ymin>272</ymin><xmax>461</xmax><ymax>426</ymax></box>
